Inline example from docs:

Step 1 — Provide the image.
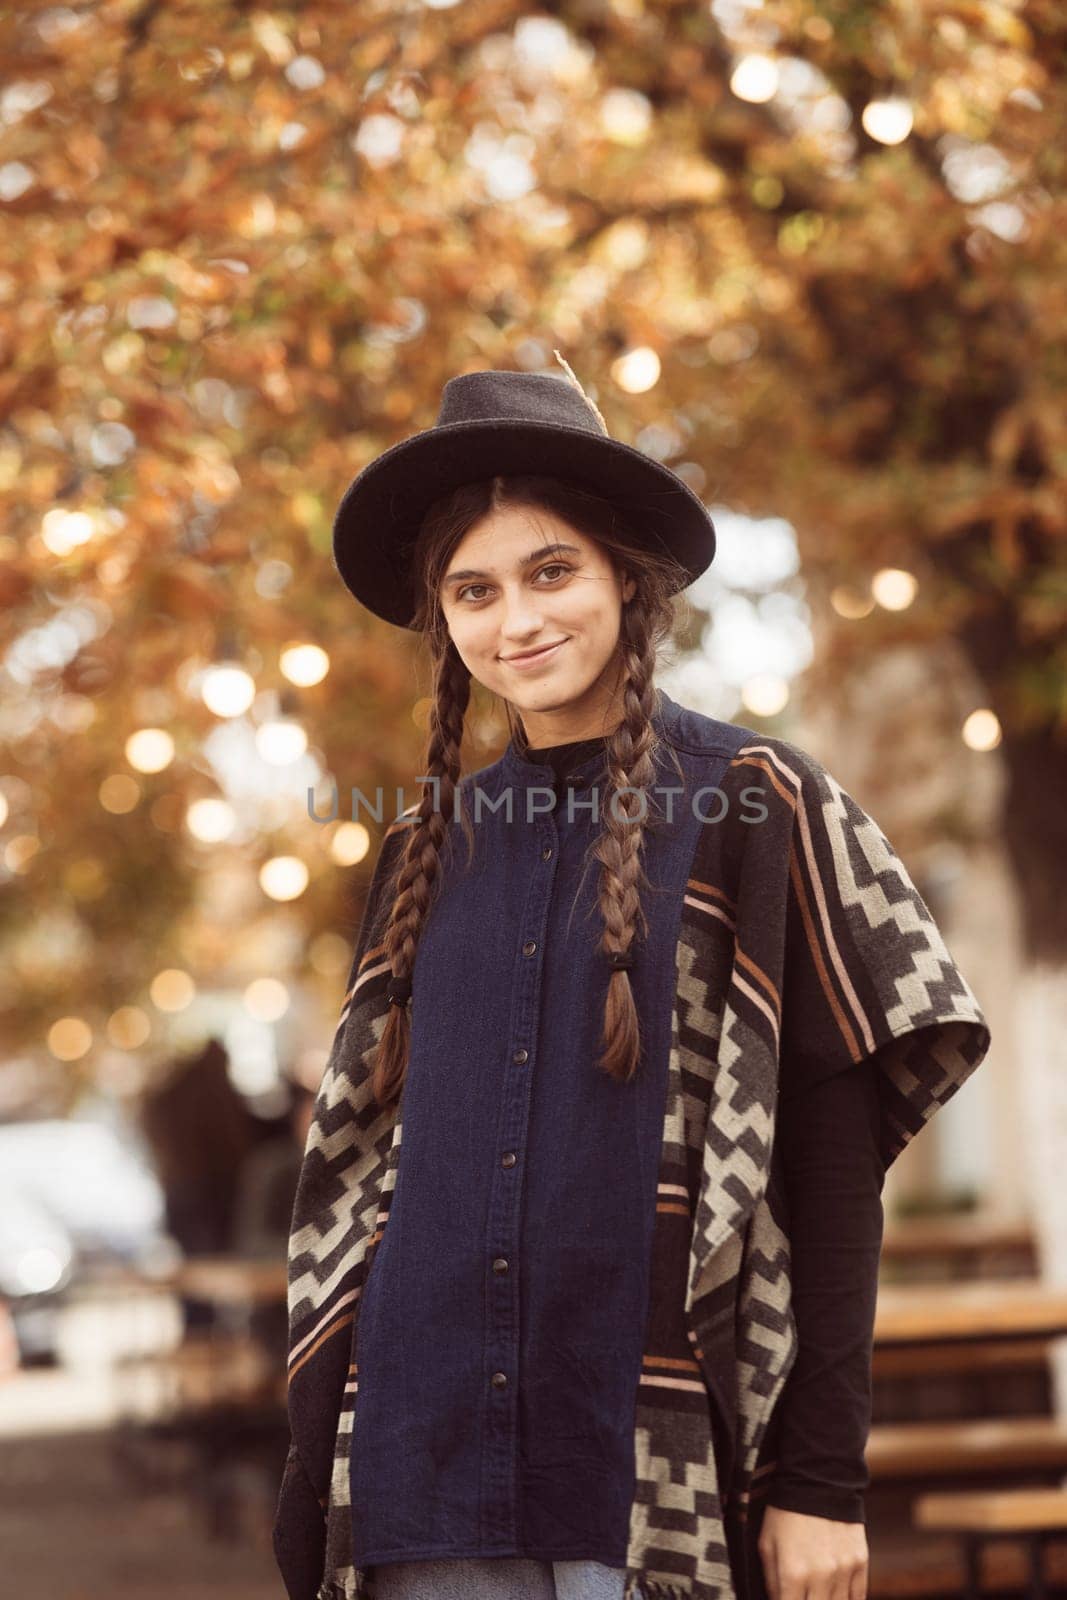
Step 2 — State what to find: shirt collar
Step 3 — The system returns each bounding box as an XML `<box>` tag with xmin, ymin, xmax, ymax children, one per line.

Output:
<box><xmin>499</xmin><ymin>687</ymin><xmax>685</xmax><ymax>790</ymax></box>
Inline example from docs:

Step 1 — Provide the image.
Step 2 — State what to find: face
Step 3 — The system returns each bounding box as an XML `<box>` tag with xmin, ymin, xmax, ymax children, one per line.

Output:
<box><xmin>439</xmin><ymin>503</ymin><xmax>637</xmax><ymax>745</ymax></box>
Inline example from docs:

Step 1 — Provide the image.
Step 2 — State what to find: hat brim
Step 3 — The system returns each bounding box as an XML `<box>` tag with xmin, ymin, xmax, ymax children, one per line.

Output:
<box><xmin>332</xmin><ymin>417</ymin><xmax>716</xmax><ymax>629</ymax></box>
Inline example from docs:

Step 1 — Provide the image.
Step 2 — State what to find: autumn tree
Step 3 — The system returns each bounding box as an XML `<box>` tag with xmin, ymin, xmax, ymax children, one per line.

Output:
<box><xmin>1</xmin><ymin>4</ymin><xmax>1063</xmax><ymax>1169</ymax></box>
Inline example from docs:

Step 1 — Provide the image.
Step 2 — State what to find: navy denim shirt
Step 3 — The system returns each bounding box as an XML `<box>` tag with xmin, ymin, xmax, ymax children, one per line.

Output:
<box><xmin>348</xmin><ymin>694</ymin><xmax>732</xmax><ymax>1569</ymax></box>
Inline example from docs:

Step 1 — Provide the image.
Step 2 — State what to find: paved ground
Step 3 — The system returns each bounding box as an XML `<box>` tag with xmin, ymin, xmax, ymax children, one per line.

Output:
<box><xmin>0</xmin><ymin>1285</ymin><xmax>290</xmax><ymax>1598</ymax></box>
<box><xmin>1</xmin><ymin>1406</ymin><xmax>284</xmax><ymax>1600</ymax></box>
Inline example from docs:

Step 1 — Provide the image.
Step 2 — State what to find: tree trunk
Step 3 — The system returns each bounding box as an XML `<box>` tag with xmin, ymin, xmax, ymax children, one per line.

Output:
<box><xmin>995</xmin><ymin>729</ymin><xmax>1067</xmax><ymax>966</ymax></box>
<box><xmin>1017</xmin><ymin>965</ymin><xmax>1067</xmax><ymax>1413</ymax></box>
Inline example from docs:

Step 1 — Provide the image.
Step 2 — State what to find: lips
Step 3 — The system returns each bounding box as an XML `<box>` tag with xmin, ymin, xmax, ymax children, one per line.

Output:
<box><xmin>503</xmin><ymin>639</ymin><xmax>568</xmax><ymax>667</ymax></box>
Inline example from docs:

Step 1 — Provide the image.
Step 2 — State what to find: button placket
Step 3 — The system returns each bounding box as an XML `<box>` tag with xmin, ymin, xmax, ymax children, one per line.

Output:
<box><xmin>481</xmin><ymin>792</ymin><xmax>558</xmax><ymax>1547</ymax></box>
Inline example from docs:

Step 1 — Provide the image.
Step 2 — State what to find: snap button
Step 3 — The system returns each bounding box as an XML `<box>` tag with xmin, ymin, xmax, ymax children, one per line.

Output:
<box><xmin>492</xmin><ymin>1257</ymin><xmax>509</xmax><ymax>1275</ymax></box>
<box><xmin>501</xmin><ymin>1151</ymin><xmax>517</xmax><ymax>1168</ymax></box>
<box><xmin>491</xmin><ymin>1371</ymin><xmax>508</xmax><ymax>1389</ymax></box>
<box><xmin>512</xmin><ymin>1049</ymin><xmax>528</xmax><ymax>1065</ymax></box>
<box><xmin>522</xmin><ymin>939</ymin><xmax>537</xmax><ymax>956</ymax></box>
<box><xmin>542</xmin><ymin>845</ymin><xmax>553</xmax><ymax>861</ymax></box>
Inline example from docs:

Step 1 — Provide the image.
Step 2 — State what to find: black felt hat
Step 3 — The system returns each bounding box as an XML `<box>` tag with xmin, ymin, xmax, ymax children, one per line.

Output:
<box><xmin>332</xmin><ymin>352</ymin><xmax>717</xmax><ymax>629</ymax></box>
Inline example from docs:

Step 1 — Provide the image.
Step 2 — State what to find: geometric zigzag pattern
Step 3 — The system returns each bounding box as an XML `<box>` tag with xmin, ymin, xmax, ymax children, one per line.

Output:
<box><xmin>278</xmin><ymin>736</ymin><xmax>991</xmax><ymax>1600</ymax></box>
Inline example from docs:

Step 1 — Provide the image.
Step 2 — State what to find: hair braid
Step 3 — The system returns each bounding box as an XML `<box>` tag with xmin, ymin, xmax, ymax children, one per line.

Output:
<box><xmin>590</xmin><ymin>602</ymin><xmax>661</xmax><ymax>1081</ymax></box>
<box><xmin>370</xmin><ymin>640</ymin><xmax>471</xmax><ymax>1106</ymax></box>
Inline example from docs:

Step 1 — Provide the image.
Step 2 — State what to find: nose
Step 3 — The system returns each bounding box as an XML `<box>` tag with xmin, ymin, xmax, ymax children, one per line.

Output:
<box><xmin>498</xmin><ymin>585</ymin><xmax>547</xmax><ymax>640</ymax></box>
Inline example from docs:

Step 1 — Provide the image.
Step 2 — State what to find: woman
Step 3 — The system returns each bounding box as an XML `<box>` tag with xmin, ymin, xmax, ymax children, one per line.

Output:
<box><xmin>275</xmin><ymin>360</ymin><xmax>991</xmax><ymax>1600</ymax></box>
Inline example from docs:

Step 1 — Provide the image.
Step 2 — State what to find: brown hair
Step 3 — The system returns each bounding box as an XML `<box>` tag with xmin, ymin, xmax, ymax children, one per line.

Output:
<box><xmin>369</xmin><ymin>474</ymin><xmax>690</xmax><ymax>1110</ymax></box>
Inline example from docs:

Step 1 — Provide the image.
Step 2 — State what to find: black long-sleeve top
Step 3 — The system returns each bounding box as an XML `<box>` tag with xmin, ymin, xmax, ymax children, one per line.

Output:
<box><xmin>527</xmin><ymin>730</ymin><xmax>886</xmax><ymax>1527</ymax></box>
<box><xmin>767</xmin><ymin>1058</ymin><xmax>885</xmax><ymax>1523</ymax></box>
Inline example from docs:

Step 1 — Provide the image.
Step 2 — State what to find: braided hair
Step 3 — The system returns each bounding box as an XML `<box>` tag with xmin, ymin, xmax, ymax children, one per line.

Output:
<box><xmin>369</xmin><ymin>474</ymin><xmax>690</xmax><ymax>1110</ymax></box>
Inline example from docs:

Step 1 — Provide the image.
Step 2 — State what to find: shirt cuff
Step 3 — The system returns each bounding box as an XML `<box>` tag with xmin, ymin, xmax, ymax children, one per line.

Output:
<box><xmin>762</xmin><ymin>1479</ymin><xmax>867</xmax><ymax>1524</ymax></box>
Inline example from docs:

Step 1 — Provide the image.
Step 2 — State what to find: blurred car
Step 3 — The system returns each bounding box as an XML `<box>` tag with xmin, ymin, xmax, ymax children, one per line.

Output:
<box><xmin>0</xmin><ymin>1114</ymin><xmax>168</xmax><ymax>1363</ymax></box>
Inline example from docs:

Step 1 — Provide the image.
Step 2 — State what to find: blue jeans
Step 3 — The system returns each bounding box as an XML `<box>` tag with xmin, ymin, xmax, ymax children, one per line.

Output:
<box><xmin>371</xmin><ymin>1556</ymin><xmax>633</xmax><ymax>1599</ymax></box>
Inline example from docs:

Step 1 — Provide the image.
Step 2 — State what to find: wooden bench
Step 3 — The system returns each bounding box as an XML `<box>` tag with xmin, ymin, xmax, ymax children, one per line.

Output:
<box><xmin>913</xmin><ymin>1488</ymin><xmax>1067</xmax><ymax>1600</ymax></box>
<box><xmin>868</xmin><ymin>1523</ymin><xmax>1067</xmax><ymax>1598</ymax></box>
<box><xmin>116</xmin><ymin>1330</ymin><xmax>283</xmax><ymax>1419</ymax></box>
<box><xmin>881</xmin><ymin>1214</ymin><xmax>1035</xmax><ymax>1278</ymax></box>
<box><xmin>872</xmin><ymin>1338</ymin><xmax>1055</xmax><ymax>1429</ymax></box>
<box><xmin>872</xmin><ymin>1336</ymin><xmax>1053</xmax><ymax>1381</ymax></box>
<box><xmin>868</xmin><ymin>1416</ymin><xmax>1067</xmax><ymax>1480</ymax></box>
<box><xmin>113</xmin><ymin>1332</ymin><xmax>286</xmax><ymax>1539</ymax></box>
<box><xmin>874</xmin><ymin>1280</ymin><xmax>1067</xmax><ymax>1347</ymax></box>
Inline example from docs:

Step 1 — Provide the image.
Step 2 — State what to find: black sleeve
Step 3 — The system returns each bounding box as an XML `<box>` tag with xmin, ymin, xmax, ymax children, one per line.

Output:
<box><xmin>764</xmin><ymin>1057</ymin><xmax>886</xmax><ymax>1524</ymax></box>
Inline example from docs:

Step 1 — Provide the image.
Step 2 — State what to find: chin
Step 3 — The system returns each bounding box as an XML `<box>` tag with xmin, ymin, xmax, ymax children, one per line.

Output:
<box><xmin>512</xmin><ymin>679</ymin><xmax>589</xmax><ymax>714</ymax></box>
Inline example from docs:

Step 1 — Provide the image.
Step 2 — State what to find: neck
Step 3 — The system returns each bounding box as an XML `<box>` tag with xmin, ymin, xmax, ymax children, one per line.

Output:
<box><xmin>523</xmin><ymin>718</ymin><xmax>620</xmax><ymax>749</ymax></box>
<box><xmin>513</xmin><ymin>689</ymin><xmax>629</xmax><ymax>750</ymax></box>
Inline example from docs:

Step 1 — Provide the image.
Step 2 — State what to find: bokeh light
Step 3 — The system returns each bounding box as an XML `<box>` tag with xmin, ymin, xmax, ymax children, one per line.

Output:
<box><xmin>871</xmin><ymin>568</ymin><xmax>918</xmax><ymax>611</ymax></box>
<box><xmin>106</xmin><ymin>1006</ymin><xmax>152</xmax><ymax>1049</ymax></box>
<box><xmin>243</xmin><ymin>977</ymin><xmax>291</xmax><ymax>1022</ymax></box>
<box><xmin>280</xmin><ymin>643</ymin><xmax>329</xmax><ymax>686</ymax></box>
<box><xmin>125</xmin><ymin>729</ymin><xmax>175</xmax><ymax>773</ymax></box>
<box><xmin>256</xmin><ymin>720</ymin><xmax>309</xmax><ymax>764</ymax></box>
<box><xmin>47</xmin><ymin>1016</ymin><xmax>93</xmax><ymax>1061</ymax></box>
<box><xmin>200</xmin><ymin>664</ymin><xmax>256</xmax><ymax>717</ymax></box>
<box><xmin>99</xmin><ymin>774</ymin><xmax>141</xmax><ymax>814</ymax></box>
<box><xmin>962</xmin><ymin>709</ymin><xmax>1002</xmax><ymax>752</ymax></box>
<box><xmin>329</xmin><ymin>822</ymin><xmax>372</xmax><ymax>867</ymax></box>
<box><xmin>730</xmin><ymin>54</ymin><xmax>779</xmax><ymax>104</ymax></box>
<box><xmin>611</xmin><ymin>346</ymin><xmax>660</xmax><ymax>394</ymax></box>
<box><xmin>185</xmin><ymin>797</ymin><xmax>236</xmax><ymax>843</ymax></box>
<box><xmin>259</xmin><ymin>855</ymin><xmax>309</xmax><ymax>901</ymax></box>
<box><xmin>740</xmin><ymin>674</ymin><xmax>790</xmax><ymax>717</ymax></box>
<box><xmin>149</xmin><ymin>969</ymin><xmax>196</xmax><ymax>1012</ymax></box>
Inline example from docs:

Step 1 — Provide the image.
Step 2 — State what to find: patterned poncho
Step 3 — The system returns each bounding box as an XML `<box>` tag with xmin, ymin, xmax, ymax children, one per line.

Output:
<box><xmin>273</xmin><ymin>710</ymin><xmax>991</xmax><ymax>1600</ymax></box>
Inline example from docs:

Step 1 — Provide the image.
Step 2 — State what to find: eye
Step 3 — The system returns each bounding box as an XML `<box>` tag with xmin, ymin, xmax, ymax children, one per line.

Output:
<box><xmin>455</xmin><ymin>563</ymin><xmax>572</xmax><ymax>605</ymax></box>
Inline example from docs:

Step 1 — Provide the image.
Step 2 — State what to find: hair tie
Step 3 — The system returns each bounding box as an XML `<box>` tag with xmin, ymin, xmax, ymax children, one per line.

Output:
<box><xmin>387</xmin><ymin>973</ymin><xmax>413</xmax><ymax>1007</ymax></box>
<box><xmin>607</xmin><ymin>950</ymin><xmax>634</xmax><ymax>972</ymax></box>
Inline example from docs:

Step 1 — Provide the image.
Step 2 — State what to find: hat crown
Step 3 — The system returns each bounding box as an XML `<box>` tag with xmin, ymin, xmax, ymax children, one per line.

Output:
<box><xmin>437</xmin><ymin>369</ymin><xmax>610</xmax><ymax>439</ymax></box>
<box><xmin>332</xmin><ymin>363</ymin><xmax>715</xmax><ymax>629</ymax></box>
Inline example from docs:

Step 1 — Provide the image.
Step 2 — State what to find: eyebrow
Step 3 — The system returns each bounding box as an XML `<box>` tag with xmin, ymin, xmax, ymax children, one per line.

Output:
<box><xmin>443</xmin><ymin>542</ymin><xmax>582</xmax><ymax>587</ymax></box>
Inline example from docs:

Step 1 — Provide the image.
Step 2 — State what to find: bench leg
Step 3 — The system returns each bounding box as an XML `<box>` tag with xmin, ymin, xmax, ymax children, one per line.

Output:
<box><xmin>962</xmin><ymin>1533</ymin><xmax>982</xmax><ymax>1600</ymax></box>
<box><xmin>1025</xmin><ymin>1532</ymin><xmax>1046</xmax><ymax>1600</ymax></box>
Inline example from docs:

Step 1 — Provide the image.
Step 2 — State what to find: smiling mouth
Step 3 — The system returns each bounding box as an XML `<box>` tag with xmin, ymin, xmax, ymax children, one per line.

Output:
<box><xmin>502</xmin><ymin>640</ymin><xmax>568</xmax><ymax>665</ymax></box>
